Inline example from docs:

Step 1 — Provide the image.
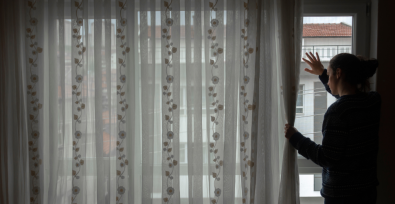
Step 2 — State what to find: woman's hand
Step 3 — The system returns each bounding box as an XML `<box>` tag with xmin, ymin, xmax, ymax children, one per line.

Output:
<box><xmin>302</xmin><ymin>52</ymin><xmax>325</xmax><ymax>76</ymax></box>
<box><xmin>284</xmin><ymin>124</ymin><xmax>298</xmax><ymax>140</ymax></box>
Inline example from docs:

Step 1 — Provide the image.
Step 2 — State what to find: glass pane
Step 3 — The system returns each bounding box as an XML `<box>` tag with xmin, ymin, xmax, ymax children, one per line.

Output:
<box><xmin>296</xmin><ymin>85</ymin><xmax>304</xmax><ymax>106</ymax></box>
<box><xmin>298</xmin><ymin>16</ymin><xmax>353</xmax><ymax>201</ymax></box>
<box><xmin>180</xmin><ymin>143</ymin><xmax>186</xmax><ymax>163</ymax></box>
<box><xmin>296</xmin><ymin>108</ymin><xmax>303</xmax><ymax>113</ymax></box>
<box><xmin>314</xmin><ymin>174</ymin><xmax>322</xmax><ymax>191</ymax></box>
<box><xmin>299</xmin><ymin>174</ymin><xmax>322</xmax><ymax>197</ymax></box>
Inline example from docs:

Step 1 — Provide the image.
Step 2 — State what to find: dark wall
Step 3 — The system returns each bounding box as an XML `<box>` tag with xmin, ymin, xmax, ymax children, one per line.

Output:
<box><xmin>376</xmin><ymin>0</ymin><xmax>395</xmax><ymax>203</ymax></box>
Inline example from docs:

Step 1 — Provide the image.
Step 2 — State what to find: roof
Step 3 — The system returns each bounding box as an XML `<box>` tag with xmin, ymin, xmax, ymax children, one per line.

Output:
<box><xmin>303</xmin><ymin>23</ymin><xmax>352</xmax><ymax>37</ymax></box>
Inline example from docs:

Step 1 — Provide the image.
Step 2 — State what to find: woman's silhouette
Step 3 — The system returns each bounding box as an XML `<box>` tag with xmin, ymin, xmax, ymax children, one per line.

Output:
<box><xmin>285</xmin><ymin>52</ymin><xmax>381</xmax><ymax>204</ymax></box>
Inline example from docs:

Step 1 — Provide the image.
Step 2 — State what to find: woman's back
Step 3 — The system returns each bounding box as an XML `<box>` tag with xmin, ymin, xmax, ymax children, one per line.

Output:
<box><xmin>321</xmin><ymin>91</ymin><xmax>381</xmax><ymax>197</ymax></box>
<box><xmin>286</xmin><ymin>52</ymin><xmax>381</xmax><ymax>203</ymax></box>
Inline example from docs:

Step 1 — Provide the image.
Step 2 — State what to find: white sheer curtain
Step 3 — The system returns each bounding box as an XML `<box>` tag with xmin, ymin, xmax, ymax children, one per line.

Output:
<box><xmin>277</xmin><ymin>0</ymin><xmax>303</xmax><ymax>204</ymax></box>
<box><xmin>0</xmin><ymin>0</ymin><xmax>303</xmax><ymax>204</ymax></box>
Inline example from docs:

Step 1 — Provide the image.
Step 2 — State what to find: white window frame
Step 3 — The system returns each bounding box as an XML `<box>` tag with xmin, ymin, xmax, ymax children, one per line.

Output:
<box><xmin>296</xmin><ymin>84</ymin><xmax>305</xmax><ymax>114</ymax></box>
<box><xmin>299</xmin><ymin>0</ymin><xmax>371</xmax><ymax>175</ymax></box>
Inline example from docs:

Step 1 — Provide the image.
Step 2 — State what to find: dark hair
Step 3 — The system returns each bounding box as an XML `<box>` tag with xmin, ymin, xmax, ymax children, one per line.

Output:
<box><xmin>329</xmin><ymin>53</ymin><xmax>379</xmax><ymax>92</ymax></box>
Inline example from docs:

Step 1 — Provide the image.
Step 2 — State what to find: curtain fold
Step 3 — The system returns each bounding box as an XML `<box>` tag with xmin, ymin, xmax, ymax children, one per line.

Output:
<box><xmin>277</xmin><ymin>0</ymin><xmax>303</xmax><ymax>204</ymax></box>
<box><xmin>1</xmin><ymin>0</ymin><xmax>303</xmax><ymax>203</ymax></box>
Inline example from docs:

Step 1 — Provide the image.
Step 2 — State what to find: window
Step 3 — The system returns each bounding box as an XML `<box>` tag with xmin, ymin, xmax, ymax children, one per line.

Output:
<box><xmin>298</xmin><ymin>14</ymin><xmax>354</xmax><ymax>200</ymax></box>
<box><xmin>298</xmin><ymin>0</ymin><xmax>371</xmax><ymax>202</ymax></box>
<box><xmin>179</xmin><ymin>143</ymin><xmax>187</xmax><ymax>163</ymax></box>
<box><xmin>296</xmin><ymin>84</ymin><xmax>305</xmax><ymax>114</ymax></box>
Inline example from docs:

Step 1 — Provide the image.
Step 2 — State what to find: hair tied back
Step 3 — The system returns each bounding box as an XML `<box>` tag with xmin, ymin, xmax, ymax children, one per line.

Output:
<box><xmin>359</xmin><ymin>57</ymin><xmax>379</xmax><ymax>79</ymax></box>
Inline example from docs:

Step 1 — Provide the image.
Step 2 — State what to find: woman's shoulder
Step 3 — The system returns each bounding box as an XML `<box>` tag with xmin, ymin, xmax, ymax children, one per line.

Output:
<box><xmin>367</xmin><ymin>91</ymin><xmax>381</xmax><ymax>102</ymax></box>
<box><xmin>326</xmin><ymin>91</ymin><xmax>381</xmax><ymax>120</ymax></box>
<box><xmin>326</xmin><ymin>91</ymin><xmax>380</xmax><ymax>112</ymax></box>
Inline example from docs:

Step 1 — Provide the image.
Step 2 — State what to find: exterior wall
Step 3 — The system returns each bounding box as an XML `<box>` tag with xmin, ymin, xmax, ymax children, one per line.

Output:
<box><xmin>302</xmin><ymin>37</ymin><xmax>352</xmax><ymax>62</ymax></box>
<box><xmin>303</xmin><ymin>37</ymin><xmax>351</xmax><ymax>46</ymax></box>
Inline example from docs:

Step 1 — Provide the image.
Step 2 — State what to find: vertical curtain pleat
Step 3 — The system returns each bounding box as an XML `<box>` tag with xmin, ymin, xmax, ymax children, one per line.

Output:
<box><xmin>103</xmin><ymin>1</ymin><xmax>115</xmax><ymax>204</ymax></box>
<box><xmin>253</xmin><ymin>0</ymin><xmax>281</xmax><ymax>203</ymax></box>
<box><xmin>60</xmin><ymin>1</ymin><xmax>73</xmax><ymax>203</ymax></box>
<box><xmin>70</xmin><ymin>0</ymin><xmax>87</xmax><ymax>203</ymax></box>
<box><xmin>192</xmin><ymin>0</ymin><xmax>204</xmax><ymax>201</ymax></box>
<box><xmin>239</xmin><ymin>0</ymin><xmax>258</xmax><ymax>203</ymax></box>
<box><xmin>184</xmin><ymin>1</ymin><xmax>194</xmax><ymax>202</ymax></box>
<box><xmin>55</xmin><ymin>0</ymin><xmax>70</xmax><ymax>203</ymax></box>
<box><xmin>140</xmin><ymin>0</ymin><xmax>155</xmax><ymax>202</ymax></box>
<box><xmin>203</xmin><ymin>0</ymin><xmax>211</xmax><ymax>201</ymax></box>
<box><xmin>247</xmin><ymin>1</ymin><xmax>258</xmax><ymax>202</ymax></box>
<box><xmin>223</xmin><ymin>1</ymin><xmax>239</xmax><ymax>203</ymax></box>
<box><xmin>46</xmin><ymin>0</ymin><xmax>63</xmax><ymax>203</ymax></box>
<box><xmin>93</xmin><ymin>0</ymin><xmax>105</xmax><ymax>203</ymax></box>
<box><xmin>278</xmin><ymin>0</ymin><xmax>303</xmax><ymax>203</ymax></box>
<box><xmin>24</xmin><ymin>0</ymin><xmax>45</xmax><ymax>203</ymax></box>
<box><xmin>125</xmin><ymin>0</ymin><xmax>137</xmax><ymax>203</ymax></box>
<box><xmin>2</xmin><ymin>1</ymin><xmax>30</xmax><ymax>203</ymax></box>
<box><xmin>171</xmin><ymin>1</ymin><xmax>181</xmax><ymax>202</ymax></box>
<box><xmin>161</xmin><ymin>0</ymin><xmax>181</xmax><ymax>202</ymax></box>
<box><xmin>214</xmin><ymin>0</ymin><xmax>225</xmax><ymax>202</ymax></box>
<box><xmin>187</xmin><ymin>0</ymin><xmax>205</xmax><ymax>202</ymax></box>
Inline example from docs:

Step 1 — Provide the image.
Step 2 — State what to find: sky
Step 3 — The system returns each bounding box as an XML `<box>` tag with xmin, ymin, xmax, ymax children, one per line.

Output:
<box><xmin>303</xmin><ymin>16</ymin><xmax>353</xmax><ymax>25</ymax></box>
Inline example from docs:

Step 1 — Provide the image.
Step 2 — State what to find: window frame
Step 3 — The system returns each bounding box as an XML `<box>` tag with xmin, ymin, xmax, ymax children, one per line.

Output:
<box><xmin>296</xmin><ymin>84</ymin><xmax>305</xmax><ymax>114</ymax></box>
<box><xmin>299</xmin><ymin>0</ymin><xmax>371</xmax><ymax>175</ymax></box>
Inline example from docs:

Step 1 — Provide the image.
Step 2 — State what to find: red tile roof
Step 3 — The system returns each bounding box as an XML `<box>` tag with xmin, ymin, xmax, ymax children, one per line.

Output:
<box><xmin>303</xmin><ymin>23</ymin><xmax>352</xmax><ymax>37</ymax></box>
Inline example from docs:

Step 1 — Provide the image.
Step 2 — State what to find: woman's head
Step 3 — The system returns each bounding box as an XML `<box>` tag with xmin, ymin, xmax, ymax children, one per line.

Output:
<box><xmin>327</xmin><ymin>53</ymin><xmax>379</xmax><ymax>95</ymax></box>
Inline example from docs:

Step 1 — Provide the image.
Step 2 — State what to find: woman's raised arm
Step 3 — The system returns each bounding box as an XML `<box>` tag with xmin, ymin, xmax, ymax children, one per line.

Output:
<box><xmin>303</xmin><ymin>52</ymin><xmax>339</xmax><ymax>99</ymax></box>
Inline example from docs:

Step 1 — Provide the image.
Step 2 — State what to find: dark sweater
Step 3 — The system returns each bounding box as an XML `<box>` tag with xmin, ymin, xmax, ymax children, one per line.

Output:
<box><xmin>290</xmin><ymin>69</ymin><xmax>382</xmax><ymax>198</ymax></box>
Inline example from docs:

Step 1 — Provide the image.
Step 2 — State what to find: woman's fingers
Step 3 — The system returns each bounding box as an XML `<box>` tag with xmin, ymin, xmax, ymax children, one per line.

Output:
<box><xmin>309</xmin><ymin>52</ymin><xmax>317</xmax><ymax>61</ymax></box>
<box><xmin>316</xmin><ymin>52</ymin><xmax>321</xmax><ymax>62</ymax></box>
<box><xmin>302</xmin><ymin>58</ymin><xmax>312</xmax><ymax>65</ymax></box>
<box><xmin>306</xmin><ymin>52</ymin><xmax>315</xmax><ymax>62</ymax></box>
<box><xmin>304</xmin><ymin>68</ymin><xmax>314</xmax><ymax>74</ymax></box>
<box><xmin>306</xmin><ymin>52</ymin><xmax>314</xmax><ymax>60</ymax></box>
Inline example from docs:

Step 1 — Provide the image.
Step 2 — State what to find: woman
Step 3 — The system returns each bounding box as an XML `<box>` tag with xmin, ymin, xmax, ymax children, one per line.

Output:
<box><xmin>285</xmin><ymin>52</ymin><xmax>381</xmax><ymax>204</ymax></box>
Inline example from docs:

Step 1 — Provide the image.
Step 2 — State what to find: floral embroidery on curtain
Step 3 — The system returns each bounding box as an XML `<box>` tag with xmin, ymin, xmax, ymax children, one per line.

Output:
<box><xmin>162</xmin><ymin>1</ymin><xmax>178</xmax><ymax>203</ymax></box>
<box><xmin>116</xmin><ymin>1</ymin><xmax>130</xmax><ymax>203</ymax></box>
<box><xmin>71</xmin><ymin>0</ymin><xmax>86</xmax><ymax>202</ymax></box>
<box><xmin>26</xmin><ymin>1</ymin><xmax>43</xmax><ymax>203</ymax></box>
<box><xmin>240</xmin><ymin>1</ymin><xmax>255</xmax><ymax>203</ymax></box>
<box><xmin>0</xmin><ymin>0</ymin><xmax>301</xmax><ymax>202</ymax></box>
<box><xmin>207</xmin><ymin>0</ymin><xmax>224</xmax><ymax>203</ymax></box>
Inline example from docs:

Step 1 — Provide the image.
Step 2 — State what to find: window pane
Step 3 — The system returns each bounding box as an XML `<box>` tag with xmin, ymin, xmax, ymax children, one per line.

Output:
<box><xmin>296</xmin><ymin>108</ymin><xmax>303</xmax><ymax>113</ymax></box>
<box><xmin>297</xmin><ymin>85</ymin><xmax>304</xmax><ymax>107</ymax></box>
<box><xmin>314</xmin><ymin>174</ymin><xmax>322</xmax><ymax>191</ymax></box>
<box><xmin>180</xmin><ymin>143</ymin><xmax>186</xmax><ymax>163</ymax></box>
